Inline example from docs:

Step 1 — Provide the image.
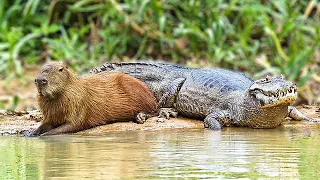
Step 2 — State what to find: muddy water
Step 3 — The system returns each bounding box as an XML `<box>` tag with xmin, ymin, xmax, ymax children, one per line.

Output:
<box><xmin>1</xmin><ymin>125</ymin><xmax>320</xmax><ymax>179</ymax></box>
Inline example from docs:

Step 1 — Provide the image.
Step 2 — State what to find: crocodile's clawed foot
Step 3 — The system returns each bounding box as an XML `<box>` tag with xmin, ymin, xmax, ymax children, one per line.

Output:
<box><xmin>156</xmin><ymin>118</ymin><xmax>166</xmax><ymax>123</ymax></box>
<box><xmin>288</xmin><ymin>106</ymin><xmax>320</xmax><ymax>122</ymax></box>
<box><xmin>135</xmin><ymin>112</ymin><xmax>150</xmax><ymax>124</ymax></box>
<box><xmin>305</xmin><ymin>117</ymin><xmax>320</xmax><ymax>123</ymax></box>
<box><xmin>203</xmin><ymin>111</ymin><xmax>229</xmax><ymax>131</ymax></box>
<box><xmin>203</xmin><ymin>118</ymin><xmax>221</xmax><ymax>131</ymax></box>
<box><xmin>158</xmin><ymin>108</ymin><xmax>178</xmax><ymax>119</ymax></box>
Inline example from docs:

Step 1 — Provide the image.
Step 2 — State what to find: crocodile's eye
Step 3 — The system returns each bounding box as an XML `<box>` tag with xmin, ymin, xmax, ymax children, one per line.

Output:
<box><xmin>265</xmin><ymin>75</ymin><xmax>271</xmax><ymax>82</ymax></box>
<box><xmin>256</xmin><ymin>78</ymin><xmax>270</xmax><ymax>84</ymax></box>
<box><xmin>256</xmin><ymin>76</ymin><xmax>271</xmax><ymax>84</ymax></box>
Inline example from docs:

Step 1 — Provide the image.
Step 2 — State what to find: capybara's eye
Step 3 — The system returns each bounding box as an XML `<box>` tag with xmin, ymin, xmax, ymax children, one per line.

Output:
<box><xmin>59</xmin><ymin>67</ymin><xmax>63</xmax><ymax>72</ymax></box>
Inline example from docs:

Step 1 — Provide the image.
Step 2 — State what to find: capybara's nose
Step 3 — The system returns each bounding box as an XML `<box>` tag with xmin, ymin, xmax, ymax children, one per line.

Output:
<box><xmin>35</xmin><ymin>77</ymin><xmax>48</xmax><ymax>85</ymax></box>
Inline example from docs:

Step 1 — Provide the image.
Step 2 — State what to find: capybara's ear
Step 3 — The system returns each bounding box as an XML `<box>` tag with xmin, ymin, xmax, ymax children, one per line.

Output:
<box><xmin>58</xmin><ymin>66</ymin><xmax>64</xmax><ymax>72</ymax></box>
<box><xmin>55</xmin><ymin>61</ymin><xmax>66</xmax><ymax>72</ymax></box>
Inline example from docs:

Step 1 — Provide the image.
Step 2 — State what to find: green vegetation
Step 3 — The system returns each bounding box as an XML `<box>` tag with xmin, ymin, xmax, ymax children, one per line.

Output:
<box><xmin>0</xmin><ymin>0</ymin><xmax>319</xmax><ymax>87</ymax></box>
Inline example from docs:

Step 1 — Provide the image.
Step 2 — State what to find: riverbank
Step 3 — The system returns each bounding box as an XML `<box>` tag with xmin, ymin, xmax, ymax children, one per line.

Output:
<box><xmin>0</xmin><ymin>105</ymin><xmax>319</xmax><ymax>136</ymax></box>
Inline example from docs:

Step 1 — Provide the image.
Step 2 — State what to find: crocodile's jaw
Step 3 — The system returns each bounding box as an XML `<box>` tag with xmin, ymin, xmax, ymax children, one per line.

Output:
<box><xmin>248</xmin><ymin>105</ymin><xmax>289</xmax><ymax>129</ymax></box>
<box><xmin>240</xmin><ymin>94</ymin><xmax>290</xmax><ymax>129</ymax></box>
<box><xmin>256</xmin><ymin>88</ymin><xmax>297</xmax><ymax>108</ymax></box>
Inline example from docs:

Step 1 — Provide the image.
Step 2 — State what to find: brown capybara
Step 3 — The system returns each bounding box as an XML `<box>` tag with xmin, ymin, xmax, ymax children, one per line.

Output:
<box><xmin>28</xmin><ymin>62</ymin><xmax>157</xmax><ymax>136</ymax></box>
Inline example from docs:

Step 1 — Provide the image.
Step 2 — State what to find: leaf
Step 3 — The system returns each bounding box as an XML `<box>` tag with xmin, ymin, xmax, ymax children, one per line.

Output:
<box><xmin>23</xmin><ymin>0</ymin><xmax>40</xmax><ymax>16</ymax></box>
<box><xmin>0</xmin><ymin>43</ymin><xmax>9</xmax><ymax>50</ymax></box>
<box><xmin>12</xmin><ymin>32</ymin><xmax>41</xmax><ymax>61</ymax></box>
<box><xmin>69</xmin><ymin>0</ymin><xmax>96</xmax><ymax>10</ymax></box>
<box><xmin>264</xmin><ymin>26</ymin><xmax>289</xmax><ymax>61</ymax></box>
<box><xmin>136</xmin><ymin>0</ymin><xmax>150</xmax><ymax>21</ymax></box>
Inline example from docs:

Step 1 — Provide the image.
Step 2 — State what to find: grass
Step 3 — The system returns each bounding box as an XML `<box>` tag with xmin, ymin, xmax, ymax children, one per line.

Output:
<box><xmin>0</xmin><ymin>0</ymin><xmax>319</xmax><ymax>101</ymax></box>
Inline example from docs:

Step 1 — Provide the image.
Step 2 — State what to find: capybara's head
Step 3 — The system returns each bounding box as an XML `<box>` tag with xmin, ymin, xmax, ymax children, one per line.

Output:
<box><xmin>35</xmin><ymin>62</ymin><xmax>71</xmax><ymax>98</ymax></box>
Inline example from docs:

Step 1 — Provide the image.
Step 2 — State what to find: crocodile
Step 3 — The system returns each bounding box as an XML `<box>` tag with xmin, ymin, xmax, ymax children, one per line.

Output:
<box><xmin>90</xmin><ymin>62</ymin><xmax>316</xmax><ymax>130</ymax></box>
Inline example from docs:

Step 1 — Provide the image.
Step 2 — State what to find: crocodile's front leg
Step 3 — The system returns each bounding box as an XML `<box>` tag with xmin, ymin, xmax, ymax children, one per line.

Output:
<box><xmin>158</xmin><ymin>108</ymin><xmax>178</xmax><ymax>119</ymax></box>
<box><xmin>288</xmin><ymin>106</ymin><xmax>319</xmax><ymax>122</ymax></box>
<box><xmin>157</xmin><ymin>78</ymin><xmax>186</xmax><ymax>119</ymax></box>
<box><xmin>204</xmin><ymin>110</ymin><xmax>231</xmax><ymax>130</ymax></box>
<box><xmin>157</xmin><ymin>78</ymin><xmax>186</xmax><ymax>107</ymax></box>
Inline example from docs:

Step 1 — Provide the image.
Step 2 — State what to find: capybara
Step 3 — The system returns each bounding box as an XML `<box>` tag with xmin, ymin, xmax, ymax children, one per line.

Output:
<box><xmin>28</xmin><ymin>62</ymin><xmax>157</xmax><ymax>136</ymax></box>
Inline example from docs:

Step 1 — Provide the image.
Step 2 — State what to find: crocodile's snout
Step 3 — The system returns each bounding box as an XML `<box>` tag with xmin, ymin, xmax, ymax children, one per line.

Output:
<box><xmin>249</xmin><ymin>76</ymin><xmax>297</xmax><ymax>108</ymax></box>
<box><xmin>258</xmin><ymin>86</ymin><xmax>297</xmax><ymax>108</ymax></box>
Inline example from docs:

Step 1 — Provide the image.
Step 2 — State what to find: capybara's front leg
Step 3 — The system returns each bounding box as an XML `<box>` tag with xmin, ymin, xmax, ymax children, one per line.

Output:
<box><xmin>24</xmin><ymin>123</ymin><xmax>54</xmax><ymax>137</ymax></box>
<box><xmin>41</xmin><ymin>123</ymin><xmax>82</xmax><ymax>136</ymax></box>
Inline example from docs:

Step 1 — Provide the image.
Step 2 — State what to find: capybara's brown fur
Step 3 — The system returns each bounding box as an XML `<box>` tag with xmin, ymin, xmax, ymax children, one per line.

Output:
<box><xmin>30</xmin><ymin>62</ymin><xmax>157</xmax><ymax>136</ymax></box>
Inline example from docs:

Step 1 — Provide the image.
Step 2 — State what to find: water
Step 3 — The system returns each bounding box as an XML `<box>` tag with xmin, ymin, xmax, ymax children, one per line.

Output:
<box><xmin>1</xmin><ymin>126</ymin><xmax>320</xmax><ymax>179</ymax></box>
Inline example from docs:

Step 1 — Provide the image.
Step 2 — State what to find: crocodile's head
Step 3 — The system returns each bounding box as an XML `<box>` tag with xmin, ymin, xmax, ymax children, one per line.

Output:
<box><xmin>248</xmin><ymin>75</ymin><xmax>297</xmax><ymax>109</ymax></box>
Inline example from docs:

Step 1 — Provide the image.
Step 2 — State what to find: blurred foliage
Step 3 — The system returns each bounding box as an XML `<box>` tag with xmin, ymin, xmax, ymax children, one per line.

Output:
<box><xmin>0</xmin><ymin>0</ymin><xmax>319</xmax><ymax>88</ymax></box>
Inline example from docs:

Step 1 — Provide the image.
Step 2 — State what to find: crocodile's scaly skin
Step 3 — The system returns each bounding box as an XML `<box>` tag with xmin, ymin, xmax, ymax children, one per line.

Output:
<box><xmin>90</xmin><ymin>62</ymin><xmax>316</xmax><ymax>130</ymax></box>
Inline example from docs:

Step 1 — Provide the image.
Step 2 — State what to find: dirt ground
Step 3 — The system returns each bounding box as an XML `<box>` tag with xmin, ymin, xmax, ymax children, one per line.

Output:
<box><xmin>0</xmin><ymin>109</ymin><xmax>205</xmax><ymax>135</ymax></box>
<box><xmin>0</xmin><ymin>105</ymin><xmax>319</xmax><ymax>136</ymax></box>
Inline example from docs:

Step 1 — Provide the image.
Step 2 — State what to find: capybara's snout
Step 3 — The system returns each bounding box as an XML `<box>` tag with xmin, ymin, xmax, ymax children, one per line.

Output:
<box><xmin>35</xmin><ymin>76</ymin><xmax>48</xmax><ymax>86</ymax></box>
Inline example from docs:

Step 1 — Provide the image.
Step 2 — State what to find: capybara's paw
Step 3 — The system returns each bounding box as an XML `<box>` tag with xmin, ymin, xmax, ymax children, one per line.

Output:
<box><xmin>23</xmin><ymin>131</ymin><xmax>37</xmax><ymax>137</ymax></box>
<box><xmin>158</xmin><ymin>108</ymin><xmax>178</xmax><ymax>119</ymax></box>
<box><xmin>135</xmin><ymin>112</ymin><xmax>150</xmax><ymax>124</ymax></box>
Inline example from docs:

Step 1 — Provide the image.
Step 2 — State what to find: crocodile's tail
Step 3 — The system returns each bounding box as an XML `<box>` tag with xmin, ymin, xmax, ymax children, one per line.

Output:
<box><xmin>89</xmin><ymin>61</ymin><xmax>192</xmax><ymax>74</ymax></box>
<box><xmin>89</xmin><ymin>61</ymin><xmax>186</xmax><ymax>82</ymax></box>
<box><xmin>91</xmin><ymin>62</ymin><xmax>159</xmax><ymax>74</ymax></box>
<box><xmin>89</xmin><ymin>62</ymin><xmax>117</xmax><ymax>74</ymax></box>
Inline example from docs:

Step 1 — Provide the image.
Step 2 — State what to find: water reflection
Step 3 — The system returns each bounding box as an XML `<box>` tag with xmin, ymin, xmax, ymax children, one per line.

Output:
<box><xmin>0</xmin><ymin>126</ymin><xmax>320</xmax><ymax>179</ymax></box>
